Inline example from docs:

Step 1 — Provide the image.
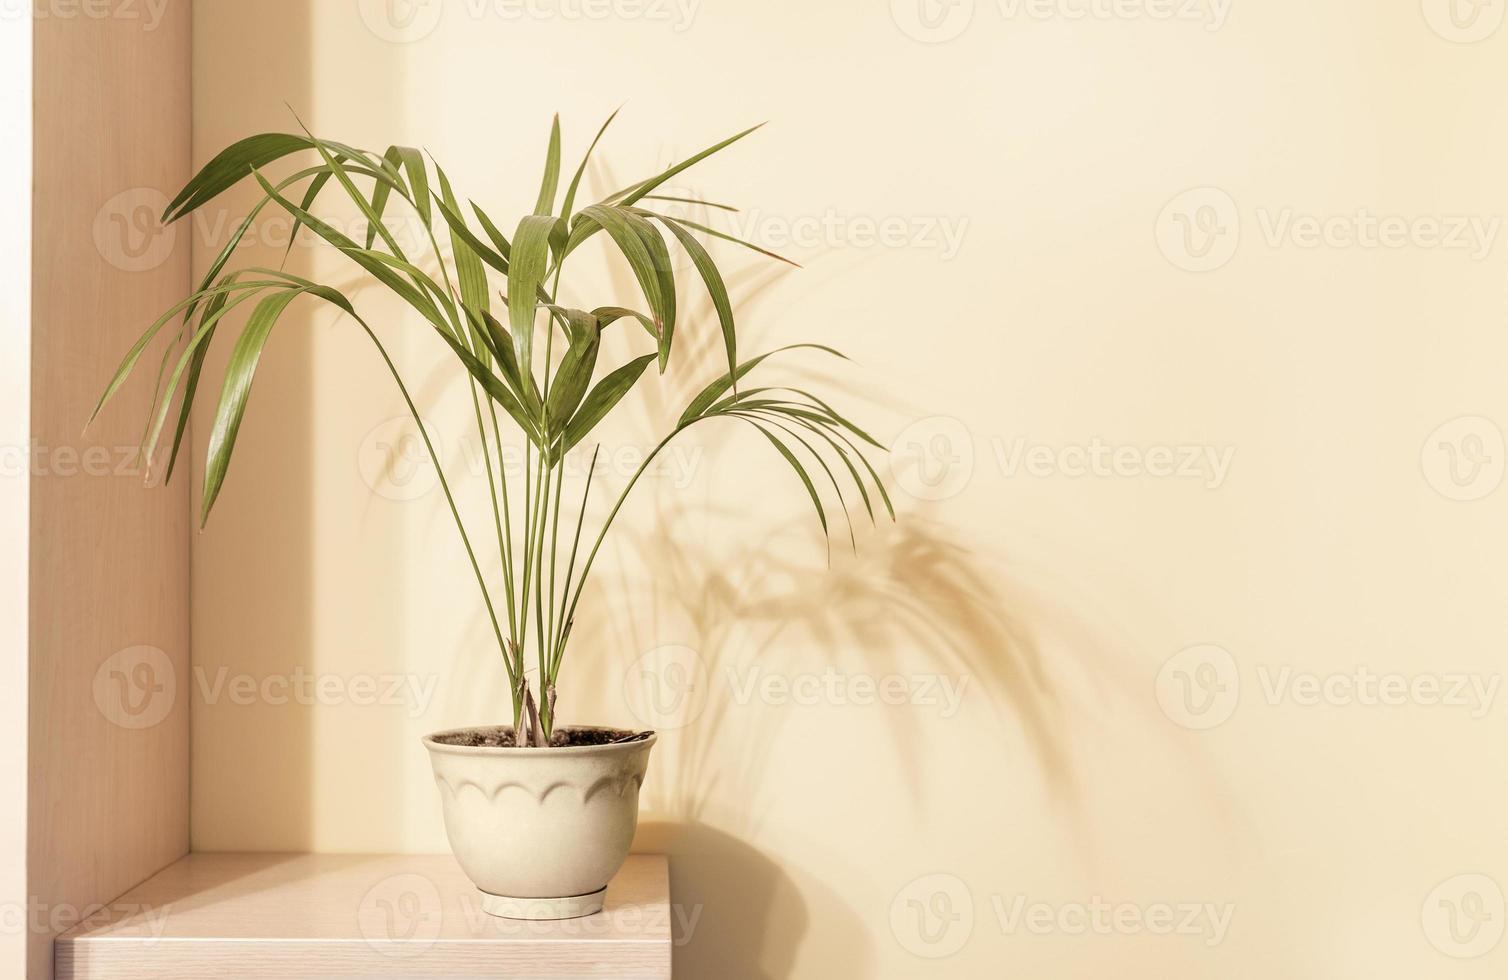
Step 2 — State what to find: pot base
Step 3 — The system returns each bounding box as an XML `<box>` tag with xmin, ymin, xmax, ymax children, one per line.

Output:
<box><xmin>479</xmin><ymin>886</ymin><xmax>607</xmax><ymax>920</ymax></box>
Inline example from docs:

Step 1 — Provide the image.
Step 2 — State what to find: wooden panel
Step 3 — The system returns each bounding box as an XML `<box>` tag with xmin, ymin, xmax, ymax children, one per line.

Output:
<box><xmin>1</xmin><ymin>10</ymin><xmax>33</xmax><ymax>980</ymax></box>
<box><xmin>56</xmin><ymin>853</ymin><xmax>672</xmax><ymax>979</ymax></box>
<box><xmin>28</xmin><ymin>6</ymin><xmax>192</xmax><ymax>979</ymax></box>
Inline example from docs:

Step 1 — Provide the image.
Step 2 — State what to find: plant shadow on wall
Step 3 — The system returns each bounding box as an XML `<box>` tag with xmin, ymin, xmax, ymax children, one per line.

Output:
<box><xmin>94</xmin><ymin>102</ymin><xmax>1078</xmax><ymax>959</ymax></box>
<box><xmin>585</xmin><ymin>506</ymin><xmax>1074</xmax><ymax>977</ymax></box>
<box><xmin>516</xmin><ymin>250</ymin><xmax>1078</xmax><ymax>976</ymax></box>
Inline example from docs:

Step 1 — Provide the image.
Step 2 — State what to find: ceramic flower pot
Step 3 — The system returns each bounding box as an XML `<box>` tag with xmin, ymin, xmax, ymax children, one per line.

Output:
<box><xmin>422</xmin><ymin>726</ymin><xmax>656</xmax><ymax>920</ymax></box>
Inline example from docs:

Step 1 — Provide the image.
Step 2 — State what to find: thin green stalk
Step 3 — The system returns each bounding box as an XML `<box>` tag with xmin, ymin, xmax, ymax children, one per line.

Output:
<box><xmin>551</xmin><ymin>444</ymin><xmax>601</xmax><ymax>678</ymax></box>
<box><xmin>536</xmin><ymin>261</ymin><xmax>566</xmax><ymax>737</ymax></box>
<box><xmin>418</xmin><ymin>190</ymin><xmax>523</xmax><ymax>720</ymax></box>
<box><xmin>355</xmin><ymin>317</ymin><xmax>513</xmax><ymax>687</ymax></box>
<box><xmin>517</xmin><ymin>434</ymin><xmax>553</xmax><ymax>729</ymax></box>
<box><xmin>560</xmin><ymin>423</ymin><xmax>700</xmax><ymax>642</ymax></box>
<box><xmin>531</xmin><ymin>452</ymin><xmax>553</xmax><ymax>733</ymax></box>
<box><xmin>469</xmin><ymin>385</ymin><xmax>516</xmax><ymax>639</ymax></box>
<box><xmin>545</xmin><ymin>451</ymin><xmax>566</xmax><ymax>670</ymax></box>
<box><xmin>518</xmin><ymin>440</ymin><xmax>534</xmax><ymax>650</ymax></box>
<box><xmin>489</xmin><ymin>403</ymin><xmax>519</xmax><ymax>642</ymax></box>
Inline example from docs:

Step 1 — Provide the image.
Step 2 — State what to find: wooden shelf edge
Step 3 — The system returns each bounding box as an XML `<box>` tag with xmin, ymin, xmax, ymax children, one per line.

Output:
<box><xmin>56</xmin><ymin>852</ymin><xmax>671</xmax><ymax>979</ymax></box>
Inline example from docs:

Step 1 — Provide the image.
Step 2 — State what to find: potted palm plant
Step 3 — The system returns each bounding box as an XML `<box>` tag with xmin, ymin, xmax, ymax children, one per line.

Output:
<box><xmin>91</xmin><ymin>111</ymin><xmax>891</xmax><ymax>919</ymax></box>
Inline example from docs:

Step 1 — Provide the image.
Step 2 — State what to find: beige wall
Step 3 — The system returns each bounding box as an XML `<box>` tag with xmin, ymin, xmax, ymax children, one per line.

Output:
<box><xmin>27</xmin><ymin>4</ymin><xmax>193</xmax><ymax>978</ymax></box>
<box><xmin>189</xmin><ymin>1</ymin><xmax>1508</xmax><ymax>976</ymax></box>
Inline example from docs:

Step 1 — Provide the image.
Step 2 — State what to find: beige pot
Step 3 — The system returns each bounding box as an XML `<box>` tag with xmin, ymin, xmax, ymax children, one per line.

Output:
<box><xmin>422</xmin><ymin>726</ymin><xmax>656</xmax><ymax>920</ymax></box>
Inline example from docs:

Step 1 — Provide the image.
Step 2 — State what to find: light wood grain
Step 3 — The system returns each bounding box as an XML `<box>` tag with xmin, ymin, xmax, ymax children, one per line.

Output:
<box><xmin>56</xmin><ymin>853</ymin><xmax>672</xmax><ymax>979</ymax></box>
<box><xmin>1</xmin><ymin>10</ymin><xmax>33</xmax><ymax>980</ymax></box>
<box><xmin>28</xmin><ymin>7</ymin><xmax>192</xmax><ymax>979</ymax></box>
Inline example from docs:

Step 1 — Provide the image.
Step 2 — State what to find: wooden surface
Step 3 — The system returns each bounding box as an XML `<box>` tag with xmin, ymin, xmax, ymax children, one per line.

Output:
<box><xmin>56</xmin><ymin>853</ymin><xmax>673</xmax><ymax>979</ymax></box>
<box><xmin>1</xmin><ymin>11</ymin><xmax>33</xmax><ymax>980</ymax></box>
<box><xmin>28</xmin><ymin>7</ymin><xmax>193</xmax><ymax>979</ymax></box>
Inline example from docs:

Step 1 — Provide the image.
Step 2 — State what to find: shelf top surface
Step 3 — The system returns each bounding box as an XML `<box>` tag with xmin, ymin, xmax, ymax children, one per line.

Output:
<box><xmin>59</xmin><ymin>852</ymin><xmax>671</xmax><ymax>947</ymax></box>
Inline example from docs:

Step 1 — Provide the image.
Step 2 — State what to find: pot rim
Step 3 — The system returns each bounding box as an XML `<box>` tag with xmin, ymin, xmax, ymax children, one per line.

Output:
<box><xmin>422</xmin><ymin>725</ymin><xmax>658</xmax><ymax>757</ymax></box>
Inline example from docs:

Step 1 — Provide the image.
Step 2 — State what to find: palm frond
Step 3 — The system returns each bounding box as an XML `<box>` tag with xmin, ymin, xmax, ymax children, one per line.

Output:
<box><xmin>94</xmin><ymin>112</ymin><xmax>889</xmax><ymax>745</ymax></box>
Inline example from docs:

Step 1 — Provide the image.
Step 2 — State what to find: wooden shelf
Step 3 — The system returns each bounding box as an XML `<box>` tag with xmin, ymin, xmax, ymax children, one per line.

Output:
<box><xmin>56</xmin><ymin>853</ymin><xmax>671</xmax><ymax>979</ymax></box>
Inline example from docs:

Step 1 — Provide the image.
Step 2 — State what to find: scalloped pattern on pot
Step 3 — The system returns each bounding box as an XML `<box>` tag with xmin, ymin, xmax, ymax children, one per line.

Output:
<box><xmin>431</xmin><ymin>770</ymin><xmax>646</xmax><ymax>804</ymax></box>
<box><xmin>421</xmin><ymin>730</ymin><xmax>658</xmax><ymax>909</ymax></box>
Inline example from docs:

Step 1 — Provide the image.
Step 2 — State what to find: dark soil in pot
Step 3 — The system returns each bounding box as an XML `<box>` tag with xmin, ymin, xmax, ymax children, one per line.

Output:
<box><xmin>432</xmin><ymin>726</ymin><xmax>652</xmax><ymax>748</ymax></box>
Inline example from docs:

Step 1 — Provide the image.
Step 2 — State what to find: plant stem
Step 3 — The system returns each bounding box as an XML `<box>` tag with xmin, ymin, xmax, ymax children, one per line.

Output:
<box><xmin>468</xmin><ymin>385</ymin><xmax>515</xmax><ymax>635</ymax></box>
<box><xmin>470</xmin><ymin>386</ymin><xmax>523</xmax><ymax>728</ymax></box>
<box><xmin>551</xmin><ymin>444</ymin><xmax>600</xmax><ymax>678</ymax></box>
<box><xmin>355</xmin><ymin>318</ymin><xmax>512</xmax><ymax>686</ymax></box>
<box><xmin>422</xmin><ymin>194</ymin><xmax>525</xmax><ymax>728</ymax></box>
<box><xmin>545</xmin><ymin>454</ymin><xmax>565</xmax><ymax>678</ymax></box>
<box><xmin>530</xmin><ymin>263</ymin><xmax>567</xmax><ymax>738</ymax></box>
<box><xmin>489</xmin><ymin>403</ymin><xmax>519</xmax><ymax>638</ymax></box>
<box><xmin>518</xmin><ymin>440</ymin><xmax>533</xmax><ymax>657</ymax></box>
<box><xmin>531</xmin><ymin>451</ymin><xmax>553</xmax><ymax>736</ymax></box>
<box><xmin>559</xmin><ymin>422</ymin><xmax>701</xmax><ymax>645</ymax></box>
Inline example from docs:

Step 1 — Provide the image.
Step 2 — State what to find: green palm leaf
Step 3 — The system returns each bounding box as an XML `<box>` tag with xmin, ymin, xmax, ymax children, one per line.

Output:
<box><xmin>557</xmin><ymin>353</ymin><xmax>656</xmax><ymax>458</ymax></box>
<box><xmin>164</xmin><ymin>133</ymin><xmax>314</xmax><ymax>222</ymax></box>
<box><xmin>201</xmin><ymin>286</ymin><xmax>323</xmax><ymax>525</ymax></box>
<box><xmin>745</xmin><ymin>420</ymin><xmax>827</xmax><ymax>539</ymax></box>
<box><xmin>652</xmin><ymin>214</ymin><xmax>737</xmax><ymax>387</ymax></box>
<box><xmin>560</xmin><ymin>106</ymin><xmax>620</xmax><ymax>223</ymax></box>
<box><xmin>507</xmin><ymin>214</ymin><xmax>556</xmax><ymax>376</ymax></box>
<box><xmin>545</xmin><ymin>318</ymin><xmax>600</xmax><ymax>430</ymax></box>
<box><xmin>680</xmin><ymin>344</ymin><xmax>847</xmax><ymax>426</ymax></box>
<box><xmin>97</xmin><ymin>112</ymin><xmax>890</xmax><ymax>747</ymax></box>
<box><xmin>535</xmin><ymin>114</ymin><xmax>562</xmax><ymax>216</ymax></box>
<box><xmin>609</xmin><ymin>123</ymin><xmax>763</xmax><ymax>208</ymax></box>
<box><xmin>592</xmin><ymin>306</ymin><xmax>657</xmax><ymax>338</ymax></box>
<box><xmin>572</xmin><ymin>204</ymin><xmax>671</xmax><ymax>343</ymax></box>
